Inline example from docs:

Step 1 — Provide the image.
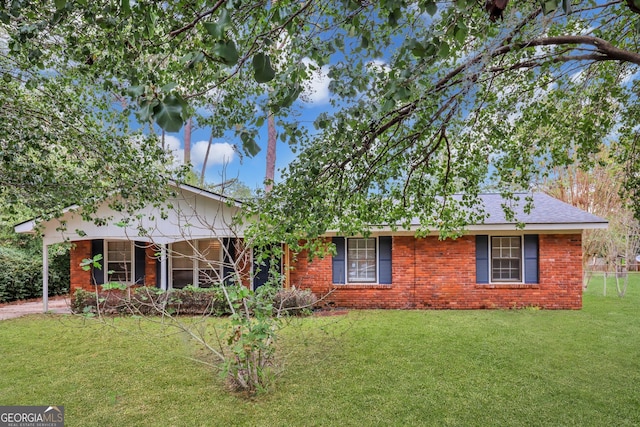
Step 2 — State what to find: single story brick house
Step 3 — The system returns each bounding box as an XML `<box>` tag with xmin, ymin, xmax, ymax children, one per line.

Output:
<box><xmin>291</xmin><ymin>193</ymin><xmax>607</xmax><ymax>310</ymax></box>
<box><xmin>16</xmin><ymin>184</ymin><xmax>607</xmax><ymax>310</ymax></box>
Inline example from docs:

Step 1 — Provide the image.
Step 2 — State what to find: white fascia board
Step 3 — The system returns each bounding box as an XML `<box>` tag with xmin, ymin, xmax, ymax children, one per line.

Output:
<box><xmin>14</xmin><ymin>220</ymin><xmax>37</xmax><ymax>234</ymax></box>
<box><xmin>171</xmin><ymin>181</ymin><xmax>243</xmax><ymax>208</ymax></box>
<box><xmin>14</xmin><ymin>205</ymin><xmax>80</xmax><ymax>234</ymax></box>
<box><xmin>465</xmin><ymin>222</ymin><xmax>609</xmax><ymax>232</ymax></box>
<box><xmin>323</xmin><ymin>222</ymin><xmax>608</xmax><ymax>236</ymax></box>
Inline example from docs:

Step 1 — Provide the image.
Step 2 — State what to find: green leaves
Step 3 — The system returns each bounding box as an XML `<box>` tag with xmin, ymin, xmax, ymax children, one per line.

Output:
<box><xmin>154</xmin><ymin>94</ymin><xmax>188</xmax><ymax>133</ymax></box>
<box><xmin>129</xmin><ymin>85</ymin><xmax>188</xmax><ymax>132</ymax></box>
<box><xmin>423</xmin><ymin>1</ymin><xmax>438</xmax><ymax>16</ymax></box>
<box><xmin>540</xmin><ymin>0</ymin><xmax>572</xmax><ymax>15</ymax></box>
<box><xmin>253</xmin><ymin>53</ymin><xmax>276</xmax><ymax>83</ymax></box>
<box><xmin>120</xmin><ymin>0</ymin><xmax>131</xmax><ymax>15</ymax></box>
<box><xmin>212</xmin><ymin>40</ymin><xmax>239</xmax><ymax>66</ymax></box>
<box><xmin>204</xmin><ymin>9</ymin><xmax>231</xmax><ymax>39</ymax></box>
<box><xmin>408</xmin><ymin>39</ymin><xmax>437</xmax><ymax>59</ymax></box>
<box><xmin>204</xmin><ymin>9</ymin><xmax>238</xmax><ymax>67</ymax></box>
<box><xmin>240</xmin><ymin>129</ymin><xmax>260</xmax><ymax>156</ymax></box>
<box><xmin>452</xmin><ymin>21</ymin><xmax>468</xmax><ymax>44</ymax></box>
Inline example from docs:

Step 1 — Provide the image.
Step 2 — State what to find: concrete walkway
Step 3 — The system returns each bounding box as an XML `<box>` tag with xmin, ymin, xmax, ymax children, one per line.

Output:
<box><xmin>0</xmin><ymin>297</ymin><xmax>72</xmax><ymax>321</ymax></box>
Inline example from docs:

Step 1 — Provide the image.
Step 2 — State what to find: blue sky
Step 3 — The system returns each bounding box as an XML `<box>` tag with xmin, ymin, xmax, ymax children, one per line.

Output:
<box><xmin>162</xmin><ymin>60</ymin><xmax>333</xmax><ymax>191</ymax></box>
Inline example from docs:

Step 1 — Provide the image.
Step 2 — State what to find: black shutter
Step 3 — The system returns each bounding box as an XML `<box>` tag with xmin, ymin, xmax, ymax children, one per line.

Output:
<box><xmin>476</xmin><ymin>235</ymin><xmax>489</xmax><ymax>284</ymax></box>
<box><xmin>223</xmin><ymin>238</ymin><xmax>236</xmax><ymax>286</ymax></box>
<box><xmin>91</xmin><ymin>239</ymin><xmax>104</xmax><ymax>285</ymax></box>
<box><xmin>155</xmin><ymin>247</ymin><xmax>162</xmax><ymax>288</ymax></box>
<box><xmin>134</xmin><ymin>242</ymin><xmax>146</xmax><ymax>284</ymax></box>
<box><xmin>332</xmin><ymin>237</ymin><xmax>345</xmax><ymax>284</ymax></box>
<box><xmin>253</xmin><ymin>244</ymin><xmax>281</xmax><ymax>290</ymax></box>
<box><xmin>154</xmin><ymin>244</ymin><xmax>169</xmax><ymax>289</ymax></box>
<box><xmin>524</xmin><ymin>235</ymin><xmax>539</xmax><ymax>284</ymax></box>
<box><xmin>379</xmin><ymin>236</ymin><xmax>392</xmax><ymax>284</ymax></box>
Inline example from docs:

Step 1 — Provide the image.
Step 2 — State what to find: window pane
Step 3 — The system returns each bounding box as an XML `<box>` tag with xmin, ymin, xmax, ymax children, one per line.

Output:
<box><xmin>172</xmin><ymin>241</ymin><xmax>194</xmax><ymax>288</ymax></box>
<box><xmin>108</xmin><ymin>241</ymin><xmax>131</xmax><ymax>262</ymax></box>
<box><xmin>347</xmin><ymin>238</ymin><xmax>376</xmax><ymax>282</ymax></box>
<box><xmin>172</xmin><ymin>241</ymin><xmax>193</xmax><ymax>269</ymax></box>
<box><xmin>172</xmin><ymin>270</ymin><xmax>193</xmax><ymax>289</ymax></box>
<box><xmin>198</xmin><ymin>270</ymin><xmax>216</xmax><ymax>288</ymax></box>
<box><xmin>198</xmin><ymin>239</ymin><xmax>221</xmax><ymax>286</ymax></box>
<box><xmin>198</xmin><ymin>239</ymin><xmax>221</xmax><ymax>262</ymax></box>
<box><xmin>491</xmin><ymin>237</ymin><xmax>521</xmax><ymax>282</ymax></box>
<box><xmin>106</xmin><ymin>241</ymin><xmax>132</xmax><ymax>283</ymax></box>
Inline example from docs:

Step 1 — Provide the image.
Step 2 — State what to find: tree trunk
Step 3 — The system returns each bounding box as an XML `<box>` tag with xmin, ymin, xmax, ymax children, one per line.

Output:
<box><xmin>200</xmin><ymin>131</ymin><xmax>214</xmax><ymax>186</ymax></box>
<box><xmin>265</xmin><ymin>112</ymin><xmax>276</xmax><ymax>192</ymax></box>
<box><xmin>184</xmin><ymin>117</ymin><xmax>192</xmax><ymax>165</ymax></box>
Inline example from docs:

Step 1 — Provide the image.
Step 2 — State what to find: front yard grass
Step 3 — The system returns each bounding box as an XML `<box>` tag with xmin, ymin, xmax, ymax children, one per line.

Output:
<box><xmin>1</xmin><ymin>275</ymin><xmax>639</xmax><ymax>426</ymax></box>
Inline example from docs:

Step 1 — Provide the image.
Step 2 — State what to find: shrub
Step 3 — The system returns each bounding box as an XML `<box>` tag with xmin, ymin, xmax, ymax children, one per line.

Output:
<box><xmin>273</xmin><ymin>287</ymin><xmax>318</xmax><ymax>316</ymax></box>
<box><xmin>71</xmin><ymin>286</ymin><xmax>318</xmax><ymax>317</ymax></box>
<box><xmin>71</xmin><ymin>286</ymin><xmax>232</xmax><ymax>316</ymax></box>
<box><xmin>0</xmin><ymin>247</ymin><xmax>41</xmax><ymax>302</ymax></box>
<box><xmin>0</xmin><ymin>246</ymin><xmax>69</xmax><ymax>303</ymax></box>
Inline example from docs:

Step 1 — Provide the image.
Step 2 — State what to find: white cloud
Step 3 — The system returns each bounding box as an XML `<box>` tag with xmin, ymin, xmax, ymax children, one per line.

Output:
<box><xmin>191</xmin><ymin>140</ymin><xmax>235</xmax><ymax>169</ymax></box>
<box><xmin>160</xmin><ymin>135</ymin><xmax>235</xmax><ymax>170</ymax></box>
<box><xmin>163</xmin><ymin>135</ymin><xmax>184</xmax><ymax>169</ymax></box>
<box><xmin>367</xmin><ymin>58</ymin><xmax>391</xmax><ymax>74</ymax></box>
<box><xmin>301</xmin><ymin>57</ymin><xmax>331</xmax><ymax>105</ymax></box>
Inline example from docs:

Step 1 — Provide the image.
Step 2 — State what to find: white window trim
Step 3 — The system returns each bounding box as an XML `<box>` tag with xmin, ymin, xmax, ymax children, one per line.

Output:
<box><xmin>488</xmin><ymin>235</ymin><xmax>525</xmax><ymax>284</ymax></box>
<box><xmin>344</xmin><ymin>237</ymin><xmax>379</xmax><ymax>284</ymax></box>
<box><xmin>103</xmin><ymin>240</ymin><xmax>135</xmax><ymax>284</ymax></box>
<box><xmin>169</xmin><ymin>239</ymin><xmax>223</xmax><ymax>289</ymax></box>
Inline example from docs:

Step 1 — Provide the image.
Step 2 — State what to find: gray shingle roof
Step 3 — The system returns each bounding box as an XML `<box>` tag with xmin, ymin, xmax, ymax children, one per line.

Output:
<box><xmin>473</xmin><ymin>193</ymin><xmax>607</xmax><ymax>225</ymax></box>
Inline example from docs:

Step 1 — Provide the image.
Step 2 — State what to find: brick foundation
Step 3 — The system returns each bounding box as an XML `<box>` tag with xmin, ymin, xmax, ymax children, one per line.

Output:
<box><xmin>289</xmin><ymin>234</ymin><xmax>583</xmax><ymax>310</ymax></box>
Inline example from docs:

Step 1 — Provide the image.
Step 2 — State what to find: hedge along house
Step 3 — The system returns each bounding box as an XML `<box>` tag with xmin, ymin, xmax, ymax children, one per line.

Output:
<box><xmin>14</xmin><ymin>183</ymin><xmax>265</xmax><ymax>312</ymax></box>
<box><xmin>289</xmin><ymin>193</ymin><xmax>608</xmax><ymax>310</ymax></box>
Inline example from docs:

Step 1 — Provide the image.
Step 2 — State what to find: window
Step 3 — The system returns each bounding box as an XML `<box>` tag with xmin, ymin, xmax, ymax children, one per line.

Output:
<box><xmin>171</xmin><ymin>241</ymin><xmax>194</xmax><ymax>289</ymax></box>
<box><xmin>476</xmin><ymin>235</ymin><xmax>538</xmax><ymax>285</ymax></box>
<box><xmin>106</xmin><ymin>241</ymin><xmax>133</xmax><ymax>283</ymax></box>
<box><xmin>347</xmin><ymin>238</ymin><xmax>377</xmax><ymax>283</ymax></box>
<box><xmin>170</xmin><ymin>239</ymin><xmax>222</xmax><ymax>289</ymax></box>
<box><xmin>197</xmin><ymin>239</ymin><xmax>222</xmax><ymax>288</ymax></box>
<box><xmin>332</xmin><ymin>236</ymin><xmax>392</xmax><ymax>285</ymax></box>
<box><xmin>491</xmin><ymin>236</ymin><xmax>522</xmax><ymax>282</ymax></box>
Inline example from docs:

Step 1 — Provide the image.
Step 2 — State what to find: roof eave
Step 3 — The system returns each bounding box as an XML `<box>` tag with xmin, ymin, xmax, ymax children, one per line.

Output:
<box><xmin>323</xmin><ymin>221</ymin><xmax>609</xmax><ymax>236</ymax></box>
<box><xmin>465</xmin><ymin>222</ymin><xmax>609</xmax><ymax>231</ymax></box>
<box><xmin>13</xmin><ymin>205</ymin><xmax>81</xmax><ymax>234</ymax></box>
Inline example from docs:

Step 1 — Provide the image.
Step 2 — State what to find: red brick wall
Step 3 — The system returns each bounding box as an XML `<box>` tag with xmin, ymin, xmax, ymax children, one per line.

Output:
<box><xmin>70</xmin><ymin>240</ymin><xmax>93</xmax><ymax>292</ymax></box>
<box><xmin>290</xmin><ymin>234</ymin><xmax>583</xmax><ymax>310</ymax></box>
<box><xmin>144</xmin><ymin>246</ymin><xmax>157</xmax><ymax>287</ymax></box>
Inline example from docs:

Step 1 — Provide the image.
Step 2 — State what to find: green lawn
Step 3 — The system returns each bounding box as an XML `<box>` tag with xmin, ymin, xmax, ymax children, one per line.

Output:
<box><xmin>1</xmin><ymin>276</ymin><xmax>640</xmax><ymax>426</ymax></box>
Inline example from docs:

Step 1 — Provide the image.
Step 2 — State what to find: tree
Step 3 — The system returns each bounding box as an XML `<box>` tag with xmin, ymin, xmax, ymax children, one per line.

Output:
<box><xmin>69</xmin><ymin>190</ymin><xmax>318</xmax><ymax>394</ymax></box>
<box><xmin>541</xmin><ymin>145</ymin><xmax>640</xmax><ymax>293</ymax></box>
<box><xmin>2</xmin><ymin>1</ymin><xmax>640</xmax><ymax>238</ymax></box>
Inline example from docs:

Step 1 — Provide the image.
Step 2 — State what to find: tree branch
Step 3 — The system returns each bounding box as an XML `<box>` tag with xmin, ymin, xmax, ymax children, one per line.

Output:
<box><xmin>515</xmin><ymin>35</ymin><xmax>640</xmax><ymax>65</ymax></box>
<box><xmin>168</xmin><ymin>0</ymin><xmax>228</xmax><ymax>38</ymax></box>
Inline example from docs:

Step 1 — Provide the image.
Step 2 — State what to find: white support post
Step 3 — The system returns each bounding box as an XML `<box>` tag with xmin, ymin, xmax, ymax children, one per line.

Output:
<box><xmin>42</xmin><ymin>242</ymin><xmax>49</xmax><ymax>313</ymax></box>
<box><xmin>160</xmin><ymin>245</ymin><xmax>168</xmax><ymax>291</ymax></box>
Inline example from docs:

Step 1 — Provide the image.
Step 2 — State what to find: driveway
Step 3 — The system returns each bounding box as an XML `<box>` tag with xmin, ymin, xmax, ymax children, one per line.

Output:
<box><xmin>0</xmin><ymin>297</ymin><xmax>71</xmax><ymax>320</ymax></box>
